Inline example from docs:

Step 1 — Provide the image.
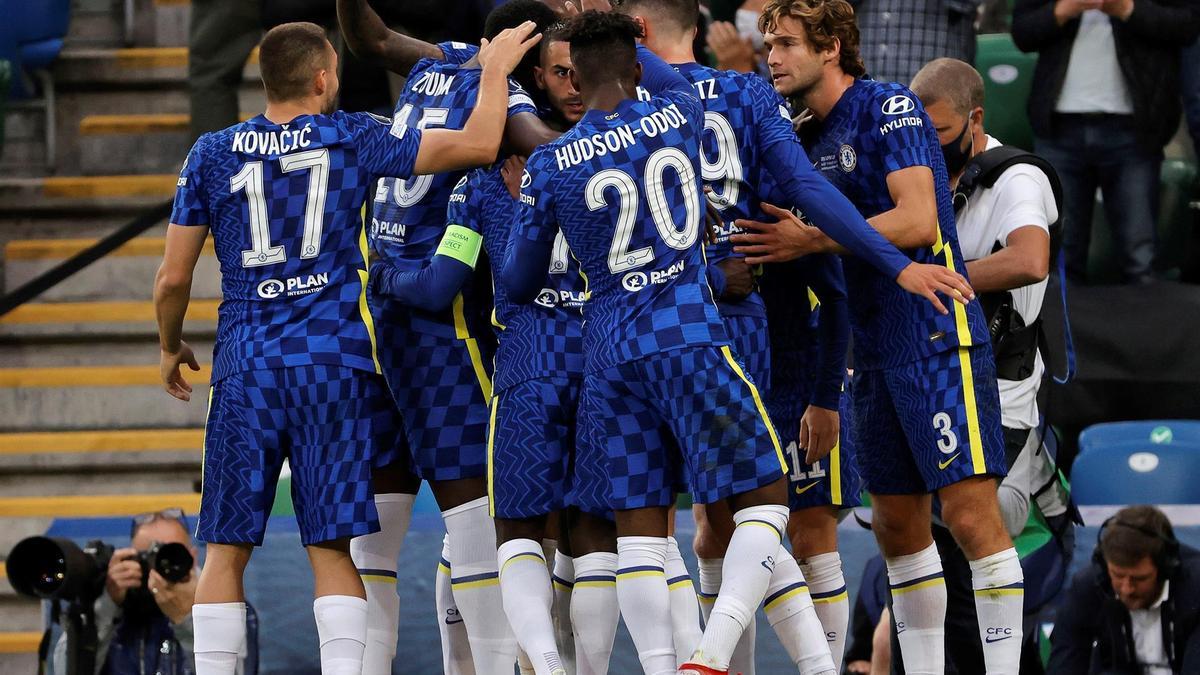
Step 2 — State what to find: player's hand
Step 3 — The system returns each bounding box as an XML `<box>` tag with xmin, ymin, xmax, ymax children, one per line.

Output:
<box><xmin>845</xmin><ymin>660</ymin><xmax>871</xmax><ymax>674</ymax></box>
<box><xmin>895</xmin><ymin>262</ymin><xmax>975</xmax><ymax>316</ymax></box>
<box><xmin>732</xmin><ymin>202</ymin><xmax>827</xmax><ymax>264</ymax></box>
<box><xmin>501</xmin><ymin>155</ymin><xmax>527</xmax><ymax>199</ymax></box>
<box><xmin>799</xmin><ymin>404</ymin><xmax>839</xmax><ymax>465</ymax></box>
<box><xmin>792</xmin><ymin>108</ymin><xmax>815</xmax><ymax>133</ymax></box>
<box><xmin>105</xmin><ymin>548</ymin><xmax>142</xmax><ymax>605</ymax></box>
<box><xmin>563</xmin><ymin>0</ymin><xmax>614</xmax><ymax>14</ymax></box>
<box><xmin>148</xmin><ymin>569</ymin><xmax>197</xmax><ymax>625</ymax></box>
<box><xmin>706</xmin><ymin>21</ymin><xmax>757</xmax><ymax>74</ymax></box>
<box><xmin>160</xmin><ymin>341</ymin><xmax>200</xmax><ymax>402</ymax></box>
<box><xmin>1054</xmin><ymin>0</ymin><xmax>1104</xmax><ymax>24</ymax></box>
<box><xmin>478</xmin><ymin>21</ymin><xmax>543</xmax><ymax>77</ymax></box>
<box><xmin>1100</xmin><ymin>0</ymin><xmax>1134</xmax><ymax>19</ymax></box>
<box><xmin>716</xmin><ymin>258</ymin><xmax>755</xmax><ymax>302</ymax></box>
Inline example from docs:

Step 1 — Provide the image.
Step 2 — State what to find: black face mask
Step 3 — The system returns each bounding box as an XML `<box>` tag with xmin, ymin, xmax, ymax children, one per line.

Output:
<box><xmin>941</xmin><ymin>118</ymin><xmax>973</xmax><ymax>175</ymax></box>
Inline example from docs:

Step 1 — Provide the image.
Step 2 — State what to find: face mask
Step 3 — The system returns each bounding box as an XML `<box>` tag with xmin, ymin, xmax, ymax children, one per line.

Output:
<box><xmin>735</xmin><ymin>9</ymin><xmax>765</xmax><ymax>51</ymax></box>
<box><xmin>941</xmin><ymin>118</ymin><xmax>974</xmax><ymax>175</ymax></box>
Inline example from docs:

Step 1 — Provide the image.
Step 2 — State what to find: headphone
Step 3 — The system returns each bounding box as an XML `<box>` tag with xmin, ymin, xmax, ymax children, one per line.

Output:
<box><xmin>1092</xmin><ymin>515</ymin><xmax>1182</xmax><ymax>578</ymax></box>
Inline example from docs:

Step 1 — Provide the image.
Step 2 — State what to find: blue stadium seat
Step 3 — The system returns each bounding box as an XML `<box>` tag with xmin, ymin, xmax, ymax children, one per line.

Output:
<box><xmin>1072</xmin><ymin>421</ymin><xmax>1200</xmax><ymax>505</ymax></box>
<box><xmin>1079</xmin><ymin>420</ymin><xmax>1200</xmax><ymax>454</ymax></box>
<box><xmin>0</xmin><ymin>0</ymin><xmax>70</xmax><ymax>168</ymax></box>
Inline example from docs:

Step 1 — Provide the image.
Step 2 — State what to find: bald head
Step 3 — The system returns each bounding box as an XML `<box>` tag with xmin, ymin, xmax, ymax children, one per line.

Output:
<box><xmin>911</xmin><ymin>58</ymin><xmax>985</xmax><ymax>117</ymax></box>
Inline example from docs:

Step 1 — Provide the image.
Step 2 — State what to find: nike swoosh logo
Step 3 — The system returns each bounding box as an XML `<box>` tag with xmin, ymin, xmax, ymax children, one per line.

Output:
<box><xmin>985</xmin><ymin>635</ymin><xmax>1012</xmax><ymax>643</ymax></box>
<box><xmin>444</xmin><ymin>616</ymin><xmax>464</xmax><ymax>625</ymax></box>
<box><xmin>938</xmin><ymin>452</ymin><xmax>960</xmax><ymax>470</ymax></box>
<box><xmin>794</xmin><ymin>481</ymin><xmax>821</xmax><ymax>495</ymax></box>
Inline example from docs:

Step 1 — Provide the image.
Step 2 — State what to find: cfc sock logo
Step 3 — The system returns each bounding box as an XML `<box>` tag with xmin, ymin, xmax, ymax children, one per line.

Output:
<box><xmin>985</xmin><ymin>626</ymin><xmax>1013</xmax><ymax>643</ymax></box>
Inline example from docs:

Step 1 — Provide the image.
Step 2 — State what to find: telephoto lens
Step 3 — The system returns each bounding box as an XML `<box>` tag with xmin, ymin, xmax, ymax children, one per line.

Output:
<box><xmin>6</xmin><ymin>537</ymin><xmax>113</xmax><ymax>601</ymax></box>
<box><xmin>147</xmin><ymin>541</ymin><xmax>194</xmax><ymax>583</ymax></box>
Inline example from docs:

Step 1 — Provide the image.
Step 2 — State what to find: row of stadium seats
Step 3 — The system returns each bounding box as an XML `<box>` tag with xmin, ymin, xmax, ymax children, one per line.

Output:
<box><xmin>0</xmin><ymin>0</ymin><xmax>70</xmax><ymax>169</ymax></box>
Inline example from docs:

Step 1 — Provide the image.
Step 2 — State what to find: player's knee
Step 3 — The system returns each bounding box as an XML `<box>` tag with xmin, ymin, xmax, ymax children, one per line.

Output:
<box><xmin>693</xmin><ymin>524</ymin><xmax>728</xmax><ymax>559</ymax></box>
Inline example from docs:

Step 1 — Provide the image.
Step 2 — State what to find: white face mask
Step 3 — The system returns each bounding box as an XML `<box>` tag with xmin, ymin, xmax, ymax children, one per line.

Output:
<box><xmin>735</xmin><ymin>9</ymin><xmax>766</xmax><ymax>51</ymax></box>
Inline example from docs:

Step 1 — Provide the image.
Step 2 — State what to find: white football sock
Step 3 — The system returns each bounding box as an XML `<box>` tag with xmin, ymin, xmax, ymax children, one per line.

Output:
<box><xmin>498</xmin><ymin>539</ymin><xmax>564</xmax><ymax>675</ymax></box>
<box><xmin>764</xmin><ymin>549</ymin><xmax>835</xmax><ymax>675</ymax></box>
<box><xmin>352</xmin><ymin>492</ymin><xmax>414</xmax><ymax>675</ymax></box>
<box><xmin>436</xmin><ymin>538</ymin><xmax>476</xmax><ymax>675</ymax></box>
<box><xmin>665</xmin><ymin>536</ymin><xmax>703</xmax><ymax>665</ymax></box>
<box><xmin>193</xmin><ymin>602</ymin><xmax>246</xmax><ymax>675</ymax></box>
<box><xmin>886</xmin><ymin>543</ymin><xmax>947</xmax><ymax>675</ymax></box>
<box><xmin>551</xmin><ymin>549</ymin><xmax>577</xmax><ymax>671</ymax></box>
<box><xmin>313</xmin><ymin>595</ymin><xmax>367</xmax><ymax>675</ymax></box>
<box><xmin>572</xmin><ymin>552</ymin><xmax>619</xmax><ymax>675</ymax></box>
<box><xmin>696</xmin><ymin>557</ymin><xmax>721</xmax><ymax>625</ymax></box>
<box><xmin>969</xmin><ymin>547</ymin><xmax>1024</xmax><ymax>675</ymax></box>
<box><xmin>616</xmin><ymin>536</ymin><xmax>676</xmax><ymax>675</ymax></box>
<box><xmin>696</xmin><ymin>558</ymin><xmax>755</xmax><ymax>675</ymax></box>
<box><xmin>444</xmin><ymin>497</ymin><xmax>516</xmax><ymax>675</ymax></box>
<box><xmin>799</xmin><ymin>551</ymin><xmax>849</xmax><ymax>672</ymax></box>
<box><xmin>691</xmin><ymin>504</ymin><xmax>788</xmax><ymax>671</ymax></box>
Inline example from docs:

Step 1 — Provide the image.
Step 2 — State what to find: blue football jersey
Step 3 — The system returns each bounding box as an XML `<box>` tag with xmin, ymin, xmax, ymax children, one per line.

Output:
<box><xmin>368</xmin><ymin>57</ymin><xmax>536</xmax><ymax>335</ymax></box>
<box><xmin>800</xmin><ymin>79</ymin><xmax>988</xmax><ymax>370</ymax></box>
<box><xmin>448</xmin><ymin>165</ymin><xmax>586</xmax><ymax>392</ymax></box>
<box><xmin>437</xmin><ymin>40</ymin><xmax>478</xmax><ymax>65</ymax></box>
<box><xmin>514</xmin><ymin>88</ymin><xmax>728</xmax><ymax>373</ymax></box>
<box><xmin>171</xmin><ymin>112</ymin><xmax>423</xmax><ymax>381</ymax></box>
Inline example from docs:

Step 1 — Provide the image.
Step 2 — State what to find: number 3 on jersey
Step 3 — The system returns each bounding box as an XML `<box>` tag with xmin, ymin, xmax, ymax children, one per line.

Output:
<box><xmin>587</xmin><ymin>146</ymin><xmax>702</xmax><ymax>274</ymax></box>
<box><xmin>231</xmin><ymin>148</ymin><xmax>330</xmax><ymax>268</ymax></box>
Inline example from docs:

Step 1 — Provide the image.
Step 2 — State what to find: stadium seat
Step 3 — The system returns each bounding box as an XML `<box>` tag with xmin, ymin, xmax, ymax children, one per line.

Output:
<box><xmin>0</xmin><ymin>0</ymin><xmax>71</xmax><ymax>169</ymax></box>
<box><xmin>975</xmin><ymin>33</ymin><xmax>1037</xmax><ymax>151</ymax></box>
<box><xmin>1078</xmin><ymin>420</ymin><xmax>1200</xmax><ymax>454</ymax></box>
<box><xmin>1071</xmin><ymin>420</ymin><xmax>1200</xmax><ymax>505</ymax></box>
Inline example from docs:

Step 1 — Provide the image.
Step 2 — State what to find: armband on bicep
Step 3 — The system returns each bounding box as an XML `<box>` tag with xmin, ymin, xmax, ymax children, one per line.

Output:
<box><xmin>436</xmin><ymin>224</ymin><xmax>482</xmax><ymax>269</ymax></box>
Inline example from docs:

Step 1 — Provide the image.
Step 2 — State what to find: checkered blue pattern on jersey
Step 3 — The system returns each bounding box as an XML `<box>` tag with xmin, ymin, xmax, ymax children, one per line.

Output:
<box><xmin>669</xmin><ymin>63</ymin><xmax>794</xmax><ymax>275</ymax></box>
<box><xmin>372</xmin><ymin>302</ymin><xmax>494</xmax><ymax>481</ymax></box>
<box><xmin>799</xmin><ymin>78</ymin><xmax>988</xmax><ymax>371</ymax></box>
<box><xmin>723</xmin><ymin>313</ymin><xmax>771</xmax><ymax>398</ymax></box>
<box><xmin>852</xmin><ymin>345</ymin><xmax>1006</xmax><ymax>495</ymax></box>
<box><xmin>197</xmin><ymin>365</ymin><xmax>394</xmax><ymax>546</ymax></box>
<box><xmin>583</xmin><ymin>346</ymin><xmax>786</xmax><ymax>510</ymax></box>
<box><xmin>172</xmin><ymin>112</ymin><xmax>423</xmax><ymax>381</ymax></box>
<box><xmin>516</xmin><ymin>89</ymin><xmax>728</xmax><ymax>374</ymax></box>
<box><xmin>369</xmin><ymin>58</ymin><xmax>536</xmax><ymax>331</ymax></box>
<box><xmin>450</xmin><ymin>165</ymin><xmax>585</xmax><ymax>393</ymax></box>
<box><xmin>489</xmin><ymin>376</ymin><xmax>583</xmax><ymax>519</ymax></box>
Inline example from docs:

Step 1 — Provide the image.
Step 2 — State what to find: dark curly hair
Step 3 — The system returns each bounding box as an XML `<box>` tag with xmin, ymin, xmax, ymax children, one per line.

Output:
<box><xmin>483</xmin><ymin>0</ymin><xmax>560</xmax><ymax>90</ymax></box>
<box><xmin>563</xmin><ymin>11</ymin><xmax>644</xmax><ymax>88</ymax></box>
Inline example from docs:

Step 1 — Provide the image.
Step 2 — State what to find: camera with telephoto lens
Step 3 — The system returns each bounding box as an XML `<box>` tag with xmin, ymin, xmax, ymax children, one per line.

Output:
<box><xmin>6</xmin><ymin>537</ymin><xmax>115</xmax><ymax>602</ymax></box>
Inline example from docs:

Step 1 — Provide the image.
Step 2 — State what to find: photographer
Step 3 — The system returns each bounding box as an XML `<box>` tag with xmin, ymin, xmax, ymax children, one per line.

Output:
<box><xmin>52</xmin><ymin>509</ymin><xmax>255</xmax><ymax>675</ymax></box>
<box><xmin>1049</xmin><ymin>505</ymin><xmax>1200</xmax><ymax>674</ymax></box>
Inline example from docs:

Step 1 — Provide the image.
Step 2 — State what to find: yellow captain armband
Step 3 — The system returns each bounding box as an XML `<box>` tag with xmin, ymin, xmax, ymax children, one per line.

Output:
<box><xmin>436</xmin><ymin>224</ymin><xmax>483</xmax><ymax>269</ymax></box>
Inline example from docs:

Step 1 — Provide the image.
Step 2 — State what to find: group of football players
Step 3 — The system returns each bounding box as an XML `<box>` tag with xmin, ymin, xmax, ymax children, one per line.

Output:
<box><xmin>155</xmin><ymin>1</ymin><xmax>1026</xmax><ymax>674</ymax></box>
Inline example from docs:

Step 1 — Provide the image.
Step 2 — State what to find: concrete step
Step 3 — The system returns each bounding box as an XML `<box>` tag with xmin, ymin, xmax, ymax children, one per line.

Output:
<box><xmin>0</xmin><ymin>338</ymin><xmax>216</xmax><ymax>368</ymax></box>
<box><xmin>4</xmin><ymin>236</ymin><xmax>221</xmax><ymax>301</ymax></box>
<box><xmin>0</xmin><ymin>299</ymin><xmax>218</xmax><ymax>338</ymax></box>
<box><xmin>66</xmin><ymin>0</ymin><xmax>192</xmax><ymax>48</ymax></box>
<box><xmin>0</xmin><ymin>364</ymin><xmax>211</xmax><ymax>431</ymax></box>
<box><xmin>77</xmin><ymin>113</ymin><xmax>252</xmax><ymax>175</ymax></box>
<box><xmin>0</xmin><ymin>175</ymin><xmax>175</xmax><ymax>214</ymax></box>
<box><xmin>55</xmin><ymin>46</ymin><xmax>259</xmax><ymax>88</ymax></box>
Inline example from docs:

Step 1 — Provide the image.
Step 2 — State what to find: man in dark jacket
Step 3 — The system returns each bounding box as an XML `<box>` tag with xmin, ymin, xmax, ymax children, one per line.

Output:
<box><xmin>1049</xmin><ymin>505</ymin><xmax>1200</xmax><ymax>674</ymax></box>
<box><xmin>1012</xmin><ymin>0</ymin><xmax>1200</xmax><ymax>285</ymax></box>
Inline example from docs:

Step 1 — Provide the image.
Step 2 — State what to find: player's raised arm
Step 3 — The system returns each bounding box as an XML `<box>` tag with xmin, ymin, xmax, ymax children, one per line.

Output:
<box><xmin>337</xmin><ymin>0</ymin><xmax>442</xmax><ymax>75</ymax></box>
<box><xmin>413</xmin><ymin>23</ymin><xmax>543</xmax><ymax>174</ymax></box>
